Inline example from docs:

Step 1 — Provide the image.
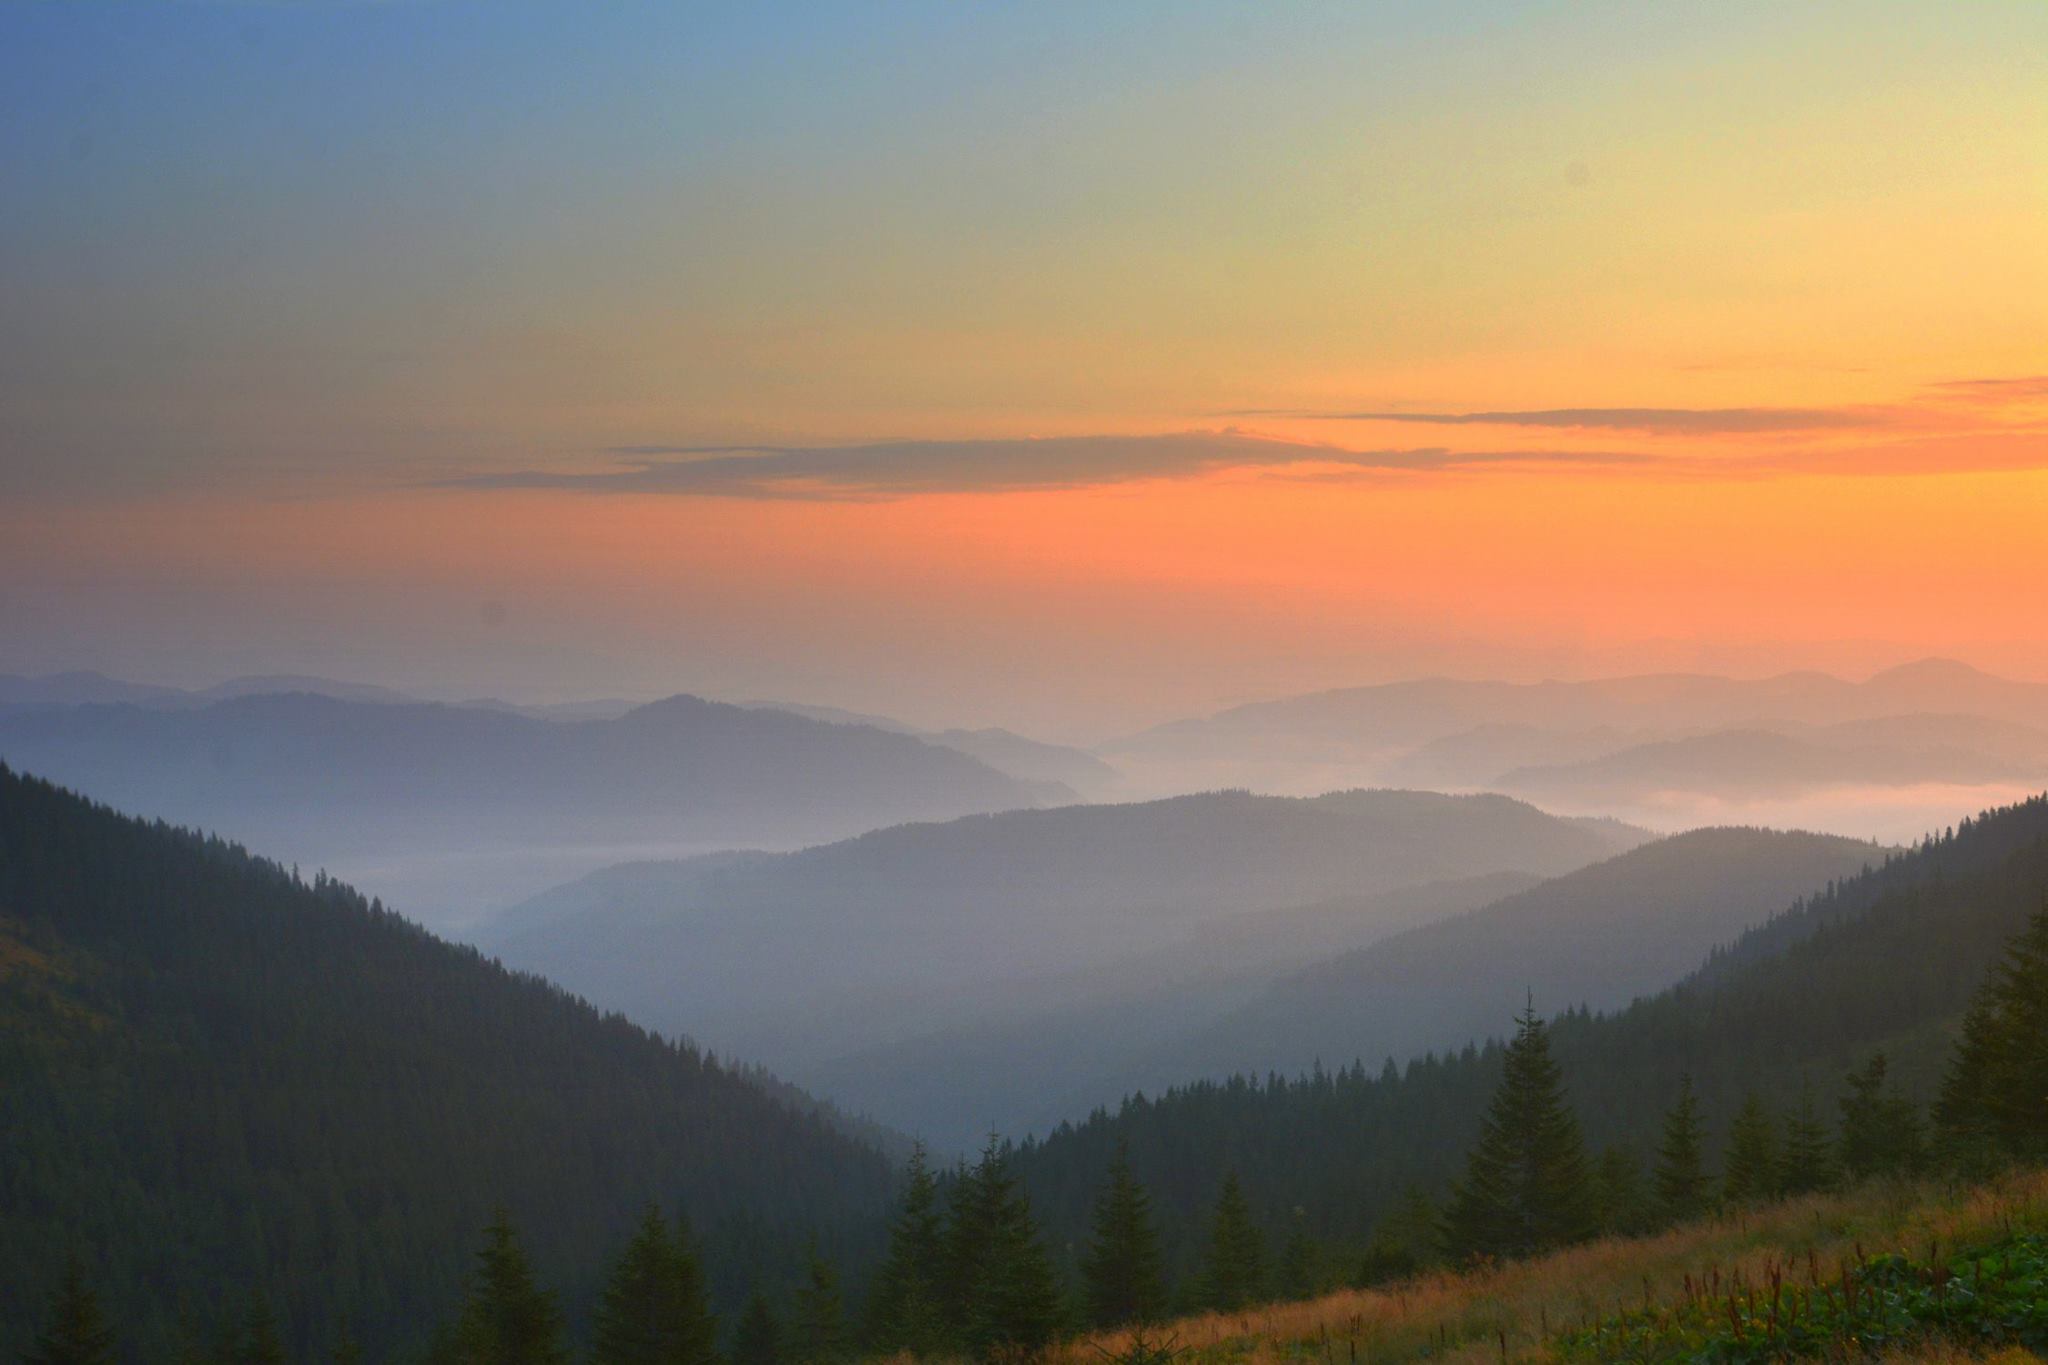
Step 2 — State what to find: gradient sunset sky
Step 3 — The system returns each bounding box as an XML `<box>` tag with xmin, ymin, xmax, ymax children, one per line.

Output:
<box><xmin>4</xmin><ymin>2</ymin><xmax>2045</xmax><ymax>735</ymax></box>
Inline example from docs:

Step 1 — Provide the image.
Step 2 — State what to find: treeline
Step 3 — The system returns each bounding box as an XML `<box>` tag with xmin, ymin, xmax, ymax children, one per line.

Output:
<box><xmin>0</xmin><ymin>766</ymin><xmax>894</xmax><ymax>1361</ymax></box>
<box><xmin>24</xmin><ymin>897</ymin><xmax>2047</xmax><ymax>1361</ymax></box>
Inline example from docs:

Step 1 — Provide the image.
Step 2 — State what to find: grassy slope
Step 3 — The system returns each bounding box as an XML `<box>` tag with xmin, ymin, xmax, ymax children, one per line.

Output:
<box><xmin>1053</xmin><ymin>1171</ymin><xmax>2048</xmax><ymax>1365</ymax></box>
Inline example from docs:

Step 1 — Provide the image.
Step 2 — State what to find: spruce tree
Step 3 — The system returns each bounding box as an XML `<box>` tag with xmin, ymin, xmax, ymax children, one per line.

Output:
<box><xmin>1440</xmin><ymin>1005</ymin><xmax>1596</xmax><ymax>1261</ymax></box>
<box><xmin>452</xmin><ymin>1210</ymin><xmax>568</xmax><ymax>1365</ymax></box>
<box><xmin>1776</xmin><ymin>1081</ymin><xmax>1836</xmax><ymax>1196</ymax></box>
<box><xmin>789</xmin><ymin>1251</ymin><xmax>849</xmax><ymax>1365</ymax></box>
<box><xmin>1938</xmin><ymin>901</ymin><xmax>2048</xmax><ymax>1164</ymax></box>
<box><xmin>1198</xmin><ymin>1172</ymin><xmax>1267</xmax><ymax>1312</ymax></box>
<box><xmin>945</xmin><ymin>1139</ymin><xmax>1063</xmax><ymax>1360</ymax></box>
<box><xmin>730</xmin><ymin>1295</ymin><xmax>780</xmax><ymax>1365</ymax></box>
<box><xmin>865</xmin><ymin>1144</ymin><xmax>947</xmax><ymax>1354</ymax></box>
<box><xmin>1080</xmin><ymin>1140</ymin><xmax>1168</xmax><ymax>1329</ymax></box>
<box><xmin>1358</xmin><ymin>1185</ymin><xmax>1438</xmax><ymax>1284</ymax></box>
<box><xmin>1592</xmin><ymin>1146</ymin><xmax>1652</xmax><ymax>1236</ymax></box>
<box><xmin>1837</xmin><ymin>1053</ymin><xmax>1926</xmax><ymax>1181</ymax></box>
<box><xmin>23</xmin><ymin>1258</ymin><xmax>116</xmax><ymax>1365</ymax></box>
<box><xmin>1721</xmin><ymin>1093</ymin><xmax>1779</xmax><ymax>1207</ymax></box>
<box><xmin>1652</xmin><ymin>1075</ymin><xmax>1712</xmax><ymax>1224</ymax></box>
<box><xmin>591</xmin><ymin>1205</ymin><xmax>721</xmax><ymax>1365</ymax></box>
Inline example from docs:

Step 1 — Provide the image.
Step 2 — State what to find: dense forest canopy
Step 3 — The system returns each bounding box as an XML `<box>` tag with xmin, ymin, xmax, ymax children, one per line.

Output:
<box><xmin>0</xmin><ymin>765</ymin><xmax>896</xmax><ymax>1361</ymax></box>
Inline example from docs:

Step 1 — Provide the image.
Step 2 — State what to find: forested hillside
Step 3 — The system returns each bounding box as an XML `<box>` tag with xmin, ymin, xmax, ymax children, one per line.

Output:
<box><xmin>0</xmin><ymin>766</ymin><xmax>895</xmax><ymax>1362</ymax></box>
<box><xmin>1174</xmin><ymin>827</ymin><xmax>1881</xmax><ymax>1081</ymax></box>
<box><xmin>1001</xmin><ymin>793</ymin><xmax>2048</xmax><ymax>1288</ymax></box>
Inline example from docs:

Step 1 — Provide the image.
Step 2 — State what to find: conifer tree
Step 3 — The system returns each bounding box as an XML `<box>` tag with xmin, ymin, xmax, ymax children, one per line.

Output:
<box><xmin>730</xmin><ymin>1295</ymin><xmax>780</xmax><ymax>1365</ymax></box>
<box><xmin>789</xmin><ymin>1251</ymin><xmax>849</xmax><ymax>1365</ymax></box>
<box><xmin>1776</xmin><ymin>1081</ymin><xmax>1836</xmax><ymax>1196</ymax></box>
<box><xmin>944</xmin><ymin>1139</ymin><xmax>1063</xmax><ymax>1359</ymax></box>
<box><xmin>865</xmin><ymin>1144</ymin><xmax>947</xmax><ymax>1354</ymax></box>
<box><xmin>1592</xmin><ymin>1146</ymin><xmax>1652</xmax><ymax>1236</ymax></box>
<box><xmin>1080</xmin><ymin>1139</ymin><xmax>1168</xmax><ymax>1329</ymax></box>
<box><xmin>1938</xmin><ymin>901</ymin><xmax>2048</xmax><ymax>1164</ymax></box>
<box><xmin>1652</xmin><ymin>1076</ymin><xmax>1712</xmax><ymax>1224</ymax></box>
<box><xmin>1440</xmin><ymin>1005</ymin><xmax>1596</xmax><ymax>1260</ymax></box>
<box><xmin>22</xmin><ymin>1258</ymin><xmax>116</xmax><ymax>1365</ymax></box>
<box><xmin>1837</xmin><ymin>1053</ymin><xmax>1926</xmax><ymax>1181</ymax></box>
<box><xmin>1358</xmin><ymin>1185</ymin><xmax>1439</xmax><ymax>1284</ymax></box>
<box><xmin>451</xmin><ymin>1210</ymin><xmax>568</xmax><ymax>1365</ymax></box>
<box><xmin>590</xmin><ymin>1205</ymin><xmax>721</xmax><ymax>1365</ymax></box>
<box><xmin>1721</xmin><ymin>1093</ymin><xmax>1779</xmax><ymax>1207</ymax></box>
<box><xmin>1198</xmin><ymin>1172</ymin><xmax>1267</xmax><ymax>1312</ymax></box>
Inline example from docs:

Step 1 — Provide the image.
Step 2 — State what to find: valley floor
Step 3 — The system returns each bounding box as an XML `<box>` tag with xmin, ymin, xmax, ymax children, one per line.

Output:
<box><xmin>1048</xmin><ymin>1169</ymin><xmax>2048</xmax><ymax>1365</ymax></box>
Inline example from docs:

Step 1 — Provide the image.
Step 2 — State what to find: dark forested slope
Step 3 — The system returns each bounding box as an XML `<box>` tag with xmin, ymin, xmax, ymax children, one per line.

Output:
<box><xmin>0</xmin><ymin>766</ymin><xmax>895</xmax><ymax>1361</ymax></box>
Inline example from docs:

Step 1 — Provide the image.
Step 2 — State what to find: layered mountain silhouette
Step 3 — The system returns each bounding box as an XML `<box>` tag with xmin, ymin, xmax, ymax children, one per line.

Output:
<box><xmin>0</xmin><ymin>690</ymin><xmax>1048</xmax><ymax>922</ymax></box>
<box><xmin>479</xmin><ymin>790</ymin><xmax>1647</xmax><ymax>1143</ymax></box>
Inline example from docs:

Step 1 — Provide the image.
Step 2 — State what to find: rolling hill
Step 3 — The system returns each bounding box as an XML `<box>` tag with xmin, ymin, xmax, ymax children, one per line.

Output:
<box><xmin>478</xmin><ymin>790</ymin><xmax>1648</xmax><ymax>1140</ymax></box>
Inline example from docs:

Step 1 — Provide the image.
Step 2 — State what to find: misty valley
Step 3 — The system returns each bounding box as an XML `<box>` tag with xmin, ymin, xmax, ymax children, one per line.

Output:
<box><xmin>6</xmin><ymin>659</ymin><xmax>2048</xmax><ymax>1362</ymax></box>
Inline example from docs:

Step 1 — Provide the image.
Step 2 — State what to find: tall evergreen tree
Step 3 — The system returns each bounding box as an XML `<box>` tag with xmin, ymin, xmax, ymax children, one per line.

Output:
<box><xmin>1080</xmin><ymin>1140</ymin><xmax>1168</xmax><ymax>1329</ymax></box>
<box><xmin>450</xmin><ymin>1211</ymin><xmax>568</xmax><ymax>1365</ymax></box>
<box><xmin>1721</xmin><ymin>1093</ymin><xmax>1779</xmax><ymax>1207</ymax></box>
<box><xmin>865</xmin><ymin>1145</ymin><xmax>946</xmax><ymax>1355</ymax></box>
<box><xmin>1198</xmin><ymin>1172</ymin><xmax>1267</xmax><ymax>1312</ymax></box>
<box><xmin>730</xmin><ymin>1296</ymin><xmax>780</xmax><ymax>1365</ymax></box>
<box><xmin>22</xmin><ymin>1259</ymin><xmax>115</xmax><ymax>1365</ymax></box>
<box><xmin>789</xmin><ymin>1251</ymin><xmax>848</xmax><ymax>1365</ymax></box>
<box><xmin>1938</xmin><ymin>901</ymin><xmax>2048</xmax><ymax>1163</ymax></box>
<box><xmin>1776</xmin><ymin>1081</ymin><xmax>1837</xmax><ymax>1196</ymax></box>
<box><xmin>1837</xmin><ymin>1053</ymin><xmax>1926</xmax><ymax>1182</ymax></box>
<box><xmin>1440</xmin><ymin>1005</ymin><xmax>1596</xmax><ymax>1261</ymax></box>
<box><xmin>944</xmin><ymin>1138</ymin><xmax>1064</xmax><ymax>1360</ymax></box>
<box><xmin>1652</xmin><ymin>1076</ymin><xmax>1712</xmax><ymax>1224</ymax></box>
<box><xmin>590</xmin><ymin>1205</ymin><xmax>721</xmax><ymax>1365</ymax></box>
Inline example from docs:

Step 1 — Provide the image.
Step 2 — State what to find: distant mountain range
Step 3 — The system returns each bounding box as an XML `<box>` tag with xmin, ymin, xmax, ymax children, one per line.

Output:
<box><xmin>478</xmin><ymin>789</ymin><xmax>1648</xmax><ymax>1146</ymax></box>
<box><xmin>0</xmin><ymin>689</ymin><xmax>1051</xmax><ymax>923</ymax></box>
<box><xmin>1103</xmin><ymin>660</ymin><xmax>2048</xmax><ymax>838</ymax></box>
<box><xmin>742</xmin><ymin>698</ymin><xmax>1120</xmax><ymax>799</ymax></box>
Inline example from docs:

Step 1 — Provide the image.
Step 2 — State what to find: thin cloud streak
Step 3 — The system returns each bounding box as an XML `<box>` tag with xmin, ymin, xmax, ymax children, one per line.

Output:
<box><xmin>445</xmin><ymin>433</ymin><xmax>1654</xmax><ymax>500</ymax></box>
<box><xmin>1242</xmin><ymin>407</ymin><xmax>1887</xmax><ymax>434</ymax></box>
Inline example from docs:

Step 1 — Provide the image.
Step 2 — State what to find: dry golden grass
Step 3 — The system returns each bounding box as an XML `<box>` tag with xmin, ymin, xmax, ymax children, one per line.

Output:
<box><xmin>1046</xmin><ymin>1169</ymin><xmax>2048</xmax><ymax>1365</ymax></box>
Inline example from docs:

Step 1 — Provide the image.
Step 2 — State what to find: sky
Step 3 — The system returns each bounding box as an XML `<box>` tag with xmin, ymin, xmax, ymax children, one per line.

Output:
<box><xmin>3</xmin><ymin>1</ymin><xmax>2046</xmax><ymax>737</ymax></box>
